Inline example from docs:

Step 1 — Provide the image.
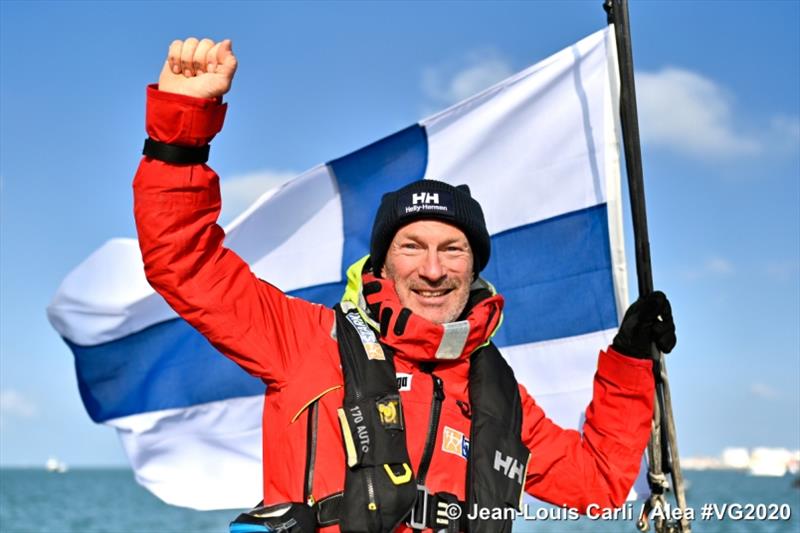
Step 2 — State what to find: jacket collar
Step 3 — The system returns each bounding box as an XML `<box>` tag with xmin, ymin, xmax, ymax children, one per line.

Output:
<box><xmin>340</xmin><ymin>256</ymin><xmax>504</xmax><ymax>363</ymax></box>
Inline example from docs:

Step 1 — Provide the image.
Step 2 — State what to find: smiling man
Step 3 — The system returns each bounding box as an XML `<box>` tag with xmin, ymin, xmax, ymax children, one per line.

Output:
<box><xmin>381</xmin><ymin>219</ymin><xmax>472</xmax><ymax>325</ymax></box>
<box><xmin>134</xmin><ymin>37</ymin><xmax>676</xmax><ymax>532</ymax></box>
<box><xmin>371</xmin><ymin>182</ymin><xmax>484</xmax><ymax>326</ymax></box>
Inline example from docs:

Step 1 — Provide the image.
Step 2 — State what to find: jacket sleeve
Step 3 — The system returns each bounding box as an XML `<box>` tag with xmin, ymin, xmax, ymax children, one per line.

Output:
<box><xmin>521</xmin><ymin>347</ymin><xmax>654</xmax><ymax>511</ymax></box>
<box><xmin>133</xmin><ymin>84</ymin><xmax>332</xmax><ymax>386</ymax></box>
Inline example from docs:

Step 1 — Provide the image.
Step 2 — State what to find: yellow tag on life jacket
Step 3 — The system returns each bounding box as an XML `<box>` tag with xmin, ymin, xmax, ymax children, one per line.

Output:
<box><xmin>383</xmin><ymin>463</ymin><xmax>412</xmax><ymax>485</ymax></box>
<box><xmin>377</xmin><ymin>400</ymin><xmax>398</xmax><ymax>425</ymax></box>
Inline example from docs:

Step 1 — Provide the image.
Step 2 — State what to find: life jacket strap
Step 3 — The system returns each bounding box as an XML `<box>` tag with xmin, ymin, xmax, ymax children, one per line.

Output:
<box><xmin>314</xmin><ymin>492</ymin><xmax>343</xmax><ymax>527</ymax></box>
<box><xmin>407</xmin><ymin>485</ymin><xmax>465</xmax><ymax>532</ymax></box>
<box><xmin>309</xmin><ymin>487</ymin><xmax>467</xmax><ymax>532</ymax></box>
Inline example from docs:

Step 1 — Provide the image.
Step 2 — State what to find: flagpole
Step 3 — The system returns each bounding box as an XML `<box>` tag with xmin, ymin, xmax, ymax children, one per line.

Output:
<box><xmin>603</xmin><ymin>1</ymin><xmax>690</xmax><ymax>532</ymax></box>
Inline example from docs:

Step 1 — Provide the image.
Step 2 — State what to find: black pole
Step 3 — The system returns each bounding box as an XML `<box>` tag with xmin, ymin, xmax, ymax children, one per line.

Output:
<box><xmin>605</xmin><ymin>0</ymin><xmax>653</xmax><ymax>296</ymax></box>
<box><xmin>603</xmin><ymin>1</ymin><xmax>690</xmax><ymax>532</ymax></box>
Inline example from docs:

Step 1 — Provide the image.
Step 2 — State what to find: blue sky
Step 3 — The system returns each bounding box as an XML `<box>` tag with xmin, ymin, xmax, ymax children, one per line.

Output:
<box><xmin>1</xmin><ymin>1</ymin><xmax>797</xmax><ymax>467</ymax></box>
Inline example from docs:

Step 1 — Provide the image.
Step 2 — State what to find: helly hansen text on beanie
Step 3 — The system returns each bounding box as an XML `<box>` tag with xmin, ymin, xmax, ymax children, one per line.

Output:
<box><xmin>369</xmin><ymin>180</ymin><xmax>491</xmax><ymax>276</ymax></box>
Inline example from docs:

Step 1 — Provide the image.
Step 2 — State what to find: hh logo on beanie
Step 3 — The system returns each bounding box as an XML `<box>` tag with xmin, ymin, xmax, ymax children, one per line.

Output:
<box><xmin>401</xmin><ymin>191</ymin><xmax>453</xmax><ymax>216</ymax></box>
<box><xmin>370</xmin><ymin>179</ymin><xmax>491</xmax><ymax>276</ymax></box>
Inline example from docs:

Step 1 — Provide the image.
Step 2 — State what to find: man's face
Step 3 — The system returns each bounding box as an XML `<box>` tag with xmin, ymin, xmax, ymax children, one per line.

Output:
<box><xmin>381</xmin><ymin>220</ymin><xmax>474</xmax><ymax>324</ymax></box>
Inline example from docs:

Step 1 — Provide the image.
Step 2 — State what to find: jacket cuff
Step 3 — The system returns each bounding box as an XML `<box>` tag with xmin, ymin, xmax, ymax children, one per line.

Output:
<box><xmin>597</xmin><ymin>346</ymin><xmax>654</xmax><ymax>392</ymax></box>
<box><xmin>145</xmin><ymin>84</ymin><xmax>227</xmax><ymax>146</ymax></box>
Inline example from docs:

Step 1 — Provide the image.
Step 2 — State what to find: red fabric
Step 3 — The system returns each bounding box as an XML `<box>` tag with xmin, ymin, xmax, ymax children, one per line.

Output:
<box><xmin>133</xmin><ymin>86</ymin><xmax>655</xmax><ymax>530</ymax></box>
<box><xmin>360</xmin><ymin>273</ymin><xmax>504</xmax><ymax>363</ymax></box>
<box><xmin>145</xmin><ymin>84</ymin><xmax>226</xmax><ymax>145</ymax></box>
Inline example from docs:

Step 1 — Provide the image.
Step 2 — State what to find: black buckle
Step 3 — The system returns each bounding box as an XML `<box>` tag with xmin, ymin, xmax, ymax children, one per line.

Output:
<box><xmin>314</xmin><ymin>492</ymin><xmax>343</xmax><ymax>527</ymax></box>
<box><xmin>407</xmin><ymin>486</ymin><xmax>464</xmax><ymax>531</ymax></box>
<box><xmin>431</xmin><ymin>492</ymin><xmax>460</xmax><ymax>532</ymax></box>
<box><xmin>408</xmin><ymin>484</ymin><xmax>431</xmax><ymax>529</ymax></box>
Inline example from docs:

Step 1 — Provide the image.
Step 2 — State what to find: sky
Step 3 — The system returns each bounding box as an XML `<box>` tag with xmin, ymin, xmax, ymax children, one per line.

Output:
<box><xmin>0</xmin><ymin>1</ymin><xmax>798</xmax><ymax>467</ymax></box>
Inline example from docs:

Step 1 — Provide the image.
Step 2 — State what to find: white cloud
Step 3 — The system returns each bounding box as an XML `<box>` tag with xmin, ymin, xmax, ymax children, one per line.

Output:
<box><xmin>0</xmin><ymin>389</ymin><xmax>37</xmax><ymax>418</ymax></box>
<box><xmin>637</xmin><ymin>67</ymin><xmax>761</xmax><ymax>158</ymax></box>
<box><xmin>705</xmin><ymin>257</ymin><xmax>734</xmax><ymax>275</ymax></box>
<box><xmin>764</xmin><ymin>260</ymin><xmax>800</xmax><ymax>281</ymax></box>
<box><xmin>422</xmin><ymin>51</ymin><xmax>514</xmax><ymax>108</ymax></box>
<box><xmin>219</xmin><ymin>170</ymin><xmax>297</xmax><ymax>225</ymax></box>
<box><xmin>770</xmin><ymin>115</ymin><xmax>800</xmax><ymax>140</ymax></box>
<box><xmin>768</xmin><ymin>115</ymin><xmax>800</xmax><ymax>154</ymax></box>
<box><xmin>421</xmin><ymin>60</ymin><xmax>795</xmax><ymax>161</ymax></box>
<box><xmin>749</xmin><ymin>383</ymin><xmax>779</xmax><ymax>399</ymax></box>
<box><xmin>682</xmin><ymin>256</ymin><xmax>735</xmax><ymax>280</ymax></box>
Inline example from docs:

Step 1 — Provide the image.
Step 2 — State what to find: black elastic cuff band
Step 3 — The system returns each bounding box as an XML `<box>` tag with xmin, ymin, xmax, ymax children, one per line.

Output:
<box><xmin>142</xmin><ymin>138</ymin><xmax>210</xmax><ymax>165</ymax></box>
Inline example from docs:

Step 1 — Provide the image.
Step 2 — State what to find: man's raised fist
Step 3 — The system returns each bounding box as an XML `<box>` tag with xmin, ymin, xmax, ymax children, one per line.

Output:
<box><xmin>158</xmin><ymin>37</ymin><xmax>237</xmax><ymax>99</ymax></box>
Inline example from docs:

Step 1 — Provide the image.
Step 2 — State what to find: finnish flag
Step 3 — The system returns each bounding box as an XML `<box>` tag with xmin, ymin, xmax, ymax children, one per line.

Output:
<box><xmin>47</xmin><ymin>27</ymin><xmax>646</xmax><ymax>510</ymax></box>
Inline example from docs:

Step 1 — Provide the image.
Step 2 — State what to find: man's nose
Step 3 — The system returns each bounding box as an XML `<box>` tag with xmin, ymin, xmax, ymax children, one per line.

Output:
<box><xmin>418</xmin><ymin>249</ymin><xmax>445</xmax><ymax>282</ymax></box>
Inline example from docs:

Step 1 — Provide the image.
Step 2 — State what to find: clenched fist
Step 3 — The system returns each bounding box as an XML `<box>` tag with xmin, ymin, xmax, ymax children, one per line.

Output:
<box><xmin>158</xmin><ymin>38</ymin><xmax>238</xmax><ymax>99</ymax></box>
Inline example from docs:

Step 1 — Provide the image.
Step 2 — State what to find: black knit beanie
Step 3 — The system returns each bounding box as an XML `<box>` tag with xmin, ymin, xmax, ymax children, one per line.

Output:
<box><xmin>369</xmin><ymin>179</ymin><xmax>491</xmax><ymax>277</ymax></box>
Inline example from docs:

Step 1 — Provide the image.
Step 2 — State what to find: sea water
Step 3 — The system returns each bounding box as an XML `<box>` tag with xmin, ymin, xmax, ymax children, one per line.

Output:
<box><xmin>1</xmin><ymin>468</ymin><xmax>798</xmax><ymax>532</ymax></box>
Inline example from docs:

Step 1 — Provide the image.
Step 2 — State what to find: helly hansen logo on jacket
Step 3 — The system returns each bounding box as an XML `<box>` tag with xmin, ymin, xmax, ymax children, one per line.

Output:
<box><xmin>494</xmin><ymin>450</ymin><xmax>524</xmax><ymax>484</ymax></box>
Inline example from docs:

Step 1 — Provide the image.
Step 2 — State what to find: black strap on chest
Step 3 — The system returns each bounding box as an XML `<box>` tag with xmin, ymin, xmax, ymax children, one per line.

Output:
<box><xmin>333</xmin><ymin>305</ymin><xmax>529</xmax><ymax>532</ymax></box>
<box><xmin>465</xmin><ymin>344</ymin><xmax>530</xmax><ymax>532</ymax></box>
<box><xmin>334</xmin><ymin>305</ymin><xmax>417</xmax><ymax>532</ymax></box>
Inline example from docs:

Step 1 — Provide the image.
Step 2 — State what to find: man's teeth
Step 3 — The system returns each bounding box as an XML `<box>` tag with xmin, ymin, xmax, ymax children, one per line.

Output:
<box><xmin>417</xmin><ymin>290</ymin><xmax>448</xmax><ymax>297</ymax></box>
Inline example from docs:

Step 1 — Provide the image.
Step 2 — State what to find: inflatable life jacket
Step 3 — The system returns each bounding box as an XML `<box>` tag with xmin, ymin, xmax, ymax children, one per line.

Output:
<box><xmin>333</xmin><ymin>302</ymin><xmax>530</xmax><ymax>532</ymax></box>
<box><xmin>231</xmin><ymin>259</ymin><xmax>530</xmax><ymax>532</ymax></box>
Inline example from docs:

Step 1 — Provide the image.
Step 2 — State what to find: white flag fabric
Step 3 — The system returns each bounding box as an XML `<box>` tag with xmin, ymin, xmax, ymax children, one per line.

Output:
<box><xmin>48</xmin><ymin>26</ymin><xmax>647</xmax><ymax>510</ymax></box>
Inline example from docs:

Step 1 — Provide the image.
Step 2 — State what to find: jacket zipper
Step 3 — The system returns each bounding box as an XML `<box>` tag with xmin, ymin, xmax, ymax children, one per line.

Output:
<box><xmin>303</xmin><ymin>401</ymin><xmax>319</xmax><ymax>505</ymax></box>
<box><xmin>365</xmin><ymin>469</ymin><xmax>378</xmax><ymax>511</ymax></box>
<box><xmin>416</xmin><ymin>373</ymin><xmax>445</xmax><ymax>486</ymax></box>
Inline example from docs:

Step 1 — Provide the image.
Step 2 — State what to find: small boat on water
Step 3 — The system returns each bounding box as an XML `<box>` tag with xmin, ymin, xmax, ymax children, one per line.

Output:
<box><xmin>45</xmin><ymin>457</ymin><xmax>68</xmax><ymax>473</ymax></box>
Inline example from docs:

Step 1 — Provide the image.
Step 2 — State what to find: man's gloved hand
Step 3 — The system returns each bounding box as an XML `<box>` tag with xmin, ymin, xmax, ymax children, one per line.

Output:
<box><xmin>612</xmin><ymin>291</ymin><xmax>676</xmax><ymax>359</ymax></box>
<box><xmin>363</xmin><ymin>278</ymin><xmax>413</xmax><ymax>337</ymax></box>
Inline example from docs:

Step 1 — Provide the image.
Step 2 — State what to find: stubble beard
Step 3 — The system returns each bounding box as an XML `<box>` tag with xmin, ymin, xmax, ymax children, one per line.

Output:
<box><xmin>384</xmin><ymin>267</ymin><xmax>471</xmax><ymax>325</ymax></box>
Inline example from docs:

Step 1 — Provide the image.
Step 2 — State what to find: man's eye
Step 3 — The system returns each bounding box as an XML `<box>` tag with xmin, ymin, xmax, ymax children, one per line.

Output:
<box><xmin>402</xmin><ymin>243</ymin><xmax>421</xmax><ymax>250</ymax></box>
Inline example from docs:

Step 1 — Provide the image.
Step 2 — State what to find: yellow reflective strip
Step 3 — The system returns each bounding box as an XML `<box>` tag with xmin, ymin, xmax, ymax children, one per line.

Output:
<box><xmin>340</xmin><ymin>255</ymin><xmax>381</xmax><ymax>331</ymax></box>
<box><xmin>383</xmin><ymin>463</ymin><xmax>412</xmax><ymax>485</ymax></box>
<box><xmin>337</xmin><ymin>408</ymin><xmax>358</xmax><ymax>468</ymax></box>
<box><xmin>290</xmin><ymin>385</ymin><xmax>342</xmax><ymax>423</ymax></box>
<box><xmin>518</xmin><ymin>452</ymin><xmax>531</xmax><ymax>511</ymax></box>
<box><xmin>341</xmin><ymin>255</ymin><xmax>370</xmax><ymax>308</ymax></box>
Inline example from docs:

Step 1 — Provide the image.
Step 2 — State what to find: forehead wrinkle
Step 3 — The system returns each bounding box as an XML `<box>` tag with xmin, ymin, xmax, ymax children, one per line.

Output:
<box><xmin>393</xmin><ymin>222</ymin><xmax>469</xmax><ymax>245</ymax></box>
<box><xmin>394</xmin><ymin>233</ymin><xmax>468</xmax><ymax>246</ymax></box>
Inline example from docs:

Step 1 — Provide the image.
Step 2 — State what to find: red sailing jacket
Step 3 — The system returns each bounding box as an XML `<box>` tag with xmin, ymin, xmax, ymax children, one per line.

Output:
<box><xmin>133</xmin><ymin>85</ymin><xmax>655</xmax><ymax>531</ymax></box>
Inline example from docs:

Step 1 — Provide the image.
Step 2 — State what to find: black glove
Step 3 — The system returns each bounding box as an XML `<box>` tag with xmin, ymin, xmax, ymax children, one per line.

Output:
<box><xmin>612</xmin><ymin>290</ymin><xmax>676</xmax><ymax>359</ymax></box>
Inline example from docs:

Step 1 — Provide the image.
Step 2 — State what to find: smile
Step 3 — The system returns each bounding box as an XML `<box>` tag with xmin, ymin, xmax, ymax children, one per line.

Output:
<box><xmin>412</xmin><ymin>288</ymin><xmax>453</xmax><ymax>298</ymax></box>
